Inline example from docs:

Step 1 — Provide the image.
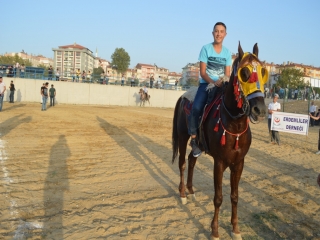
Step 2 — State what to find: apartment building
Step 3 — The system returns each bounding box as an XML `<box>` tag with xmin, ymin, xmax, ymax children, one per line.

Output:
<box><xmin>168</xmin><ymin>72</ymin><xmax>182</xmax><ymax>85</ymax></box>
<box><xmin>52</xmin><ymin>43</ymin><xmax>95</xmax><ymax>78</ymax></box>
<box><xmin>4</xmin><ymin>51</ymin><xmax>53</xmax><ymax>67</ymax></box>
<box><xmin>181</xmin><ymin>62</ymin><xmax>200</xmax><ymax>85</ymax></box>
<box><xmin>135</xmin><ymin>63</ymin><xmax>155</xmax><ymax>80</ymax></box>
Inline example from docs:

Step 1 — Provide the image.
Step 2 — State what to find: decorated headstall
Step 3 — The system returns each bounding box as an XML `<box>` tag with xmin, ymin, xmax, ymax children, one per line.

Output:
<box><xmin>233</xmin><ymin>53</ymin><xmax>269</xmax><ymax>107</ymax></box>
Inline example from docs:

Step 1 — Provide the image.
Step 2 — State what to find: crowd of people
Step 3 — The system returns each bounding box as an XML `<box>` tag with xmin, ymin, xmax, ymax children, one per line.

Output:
<box><xmin>0</xmin><ymin>63</ymin><xmax>26</xmax><ymax>78</ymax></box>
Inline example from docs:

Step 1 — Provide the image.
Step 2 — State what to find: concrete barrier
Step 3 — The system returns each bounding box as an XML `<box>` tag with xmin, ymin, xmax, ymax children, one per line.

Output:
<box><xmin>1</xmin><ymin>77</ymin><xmax>186</xmax><ymax>108</ymax></box>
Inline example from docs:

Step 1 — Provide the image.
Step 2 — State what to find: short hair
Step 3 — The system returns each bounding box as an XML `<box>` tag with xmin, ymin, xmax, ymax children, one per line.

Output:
<box><xmin>213</xmin><ymin>22</ymin><xmax>227</xmax><ymax>31</ymax></box>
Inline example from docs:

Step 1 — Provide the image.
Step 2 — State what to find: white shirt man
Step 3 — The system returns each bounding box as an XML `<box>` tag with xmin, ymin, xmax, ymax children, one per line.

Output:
<box><xmin>309</xmin><ymin>102</ymin><xmax>316</xmax><ymax>113</ymax></box>
<box><xmin>0</xmin><ymin>76</ymin><xmax>7</xmax><ymax>112</ymax></box>
<box><xmin>268</xmin><ymin>94</ymin><xmax>281</xmax><ymax>145</ymax></box>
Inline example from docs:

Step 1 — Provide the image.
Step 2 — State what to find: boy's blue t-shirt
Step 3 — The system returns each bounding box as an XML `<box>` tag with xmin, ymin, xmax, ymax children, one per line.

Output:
<box><xmin>198</xmin><ymin>43</ymin><xmax>232</xmax><ymax>83</ymax></box>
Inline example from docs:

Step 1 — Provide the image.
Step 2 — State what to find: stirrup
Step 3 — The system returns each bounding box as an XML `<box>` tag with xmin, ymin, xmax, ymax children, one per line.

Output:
<box><xmin>190</xmin><ymin>139</ymin><xmax>202</xmax><ymax>157</ymax></box>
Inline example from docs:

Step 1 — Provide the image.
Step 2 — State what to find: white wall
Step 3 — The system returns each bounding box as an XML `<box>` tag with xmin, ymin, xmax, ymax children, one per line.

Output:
<box><xmin>2</xmin><ymin>77</ymin><xmax>186</xmax><ymax>108</ymax></box>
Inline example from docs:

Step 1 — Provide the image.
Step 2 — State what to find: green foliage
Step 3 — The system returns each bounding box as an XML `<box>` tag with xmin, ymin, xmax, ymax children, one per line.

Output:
<box><xmin>93</xmin><ymin>67</ymin><xmax>104</xmax><ymax>75</ymax></box>
<box><xmin>186</xmin><ymin>77</ymin><xmax>198</xmax><ymax>86</ymax></box>
<box><xmin>111</xmin><ymin>48</ymin><xmax>130</xmax><ymax>74</ymax></box>
<box><xmin>276</xmin><ymin>68</ymin><xmax>306</xmax><ymax>88</ymax></box>
<box><xmin>37</xmin><ymin>64</ymin><xmax>48</xmax><ymax>75</ymax></box>
<box><xmin>0</xmin><ymin>54</ymin><xmax>32</xmax><ymax>66</ymax></box>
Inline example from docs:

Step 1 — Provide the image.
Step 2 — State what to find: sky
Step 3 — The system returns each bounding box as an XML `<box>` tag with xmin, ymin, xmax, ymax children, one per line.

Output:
<box><xmin>1</xmin><ymin>0</ymin><xmax>320</xmax><ymax>73</ymax></box>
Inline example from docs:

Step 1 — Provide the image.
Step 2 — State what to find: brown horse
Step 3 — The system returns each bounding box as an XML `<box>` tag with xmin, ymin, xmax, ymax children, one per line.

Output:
<box><xmin>139</xmin><ymin>88</ymin><xmax>150</xmax><ymax>106</ymax></box>
<box><xmin>172</xmin><ymin>43</ymin><xmax>268</xmax><ymax>239</ymax></box>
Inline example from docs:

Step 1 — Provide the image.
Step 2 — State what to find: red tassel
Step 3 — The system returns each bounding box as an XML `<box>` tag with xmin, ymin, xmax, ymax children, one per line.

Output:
<box><xmin>220</xmin><ymin>130</ymin><xmax>226</xmax><ymax>146</ymax></box>
<box><xmin>234</xmin><ymin>135</ymin><xmax>239</xmax><ymax>150</ymax></box>
<box><xmin>213</xmin><ymin>105</ymin><xmax>220</xmax><ymax>118</ymax></box>
<box><xmin>214</xmin><ymin>119</ymin><xmax>220</xmax><ymax>132</ymax></box>
<box><xmin>237</xmin><ymin>97</ymin><xmax>243</xmax><ymax>108</ymax></box>
<box><xmin>249</xmin><ymin>72</ymin><xmax>258</xmax><ymax>82</ymax></box>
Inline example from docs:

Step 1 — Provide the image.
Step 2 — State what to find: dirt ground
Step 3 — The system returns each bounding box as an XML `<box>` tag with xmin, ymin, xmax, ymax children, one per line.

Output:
<box><xmin>0</xmin><ymin>100</ymin><xmax>319</xmax><ymax>240</ymax></box>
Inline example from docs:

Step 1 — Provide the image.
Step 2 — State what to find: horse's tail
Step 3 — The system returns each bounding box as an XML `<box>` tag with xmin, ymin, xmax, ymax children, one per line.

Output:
<box><xmin>172</xmin><ymin>97</ymin><xmax>181</xmax><ymax>164</ymax></box>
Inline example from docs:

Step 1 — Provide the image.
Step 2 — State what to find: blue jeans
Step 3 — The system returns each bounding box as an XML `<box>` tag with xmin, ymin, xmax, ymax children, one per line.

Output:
<box><xmin>9</xmin><ymin>91</ymin><xmax>14</xmax><ymax>102</ymax></box>
<box><xmin>0</xmin><ymin>95</ymin><xmax>3</xmax><ymax>111</ymax></box>
<box><xmin>42</xmin><ymin>96</ymin><xmax>48</xmax><ymax>110</ymax></box>
<box><xmin>189</xmin><ymin>83</ymin><xmax>208</xmax><ymax>135</ymax></box>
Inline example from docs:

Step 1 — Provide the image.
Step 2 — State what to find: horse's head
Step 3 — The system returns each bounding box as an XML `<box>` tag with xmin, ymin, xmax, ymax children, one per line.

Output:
<box><xmin>232</xmin><ymin>42</ymin><xmax>268</xmax><ymax>123</ymax></box>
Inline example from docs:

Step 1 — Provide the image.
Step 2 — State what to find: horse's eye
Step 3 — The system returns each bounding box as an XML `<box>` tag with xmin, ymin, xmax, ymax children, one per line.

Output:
<box><xmin>239</xmin><ymin>67</ymin><xmax>250</xmax><ymax>82</ymax></box>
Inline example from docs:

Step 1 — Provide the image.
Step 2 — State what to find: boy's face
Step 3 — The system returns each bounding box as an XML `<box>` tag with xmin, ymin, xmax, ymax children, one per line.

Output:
<box><xmin>212</xmin><ymin>25</ymin><xmax>227</xmax><ymax>44</ymax></box>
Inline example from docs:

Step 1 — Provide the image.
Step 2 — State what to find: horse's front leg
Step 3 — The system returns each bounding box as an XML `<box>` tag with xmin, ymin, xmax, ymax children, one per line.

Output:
<box><xmin>229</xmin><ymin>160</ymin><xmax>244</xmax><ymax>239</ymax></box>
<box><xmin>186</xmin><ymin>153</ymin><xmax>197</xmax><ymax>201</ymax></box>
<box><xmin>211</xmin><ymin>160</ymin><xmax>227</xmax><ymax>239</ymax></box>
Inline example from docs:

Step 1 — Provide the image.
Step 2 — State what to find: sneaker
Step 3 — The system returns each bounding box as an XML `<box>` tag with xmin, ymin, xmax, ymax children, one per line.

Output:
<box><xmin>316</xmin><ymin>151</ymin><xmax>320</xmax><ymax>155</ymax></box>
<box><xmin>190</xmin><ymin>139</ymin><xmax>202</xmax><ymax>157</ymax></box>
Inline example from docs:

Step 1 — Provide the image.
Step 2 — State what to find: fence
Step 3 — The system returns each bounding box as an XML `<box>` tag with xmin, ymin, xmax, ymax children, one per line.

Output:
<box><xmin>0</xmin><ymin>67</ymin><xmax>190</xmax><ymax>91</ymax></box>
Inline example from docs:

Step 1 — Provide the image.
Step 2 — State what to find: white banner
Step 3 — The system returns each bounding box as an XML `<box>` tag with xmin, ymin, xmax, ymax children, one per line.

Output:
<box><xmin>271</xmin><ymin>112</ymin><xmax>310</xmax><ymax>135</ymax></box>
<box><xmin>310</xmin><ymin>78</ymin><xmax>320</xmax><ymax>88</ymax></box>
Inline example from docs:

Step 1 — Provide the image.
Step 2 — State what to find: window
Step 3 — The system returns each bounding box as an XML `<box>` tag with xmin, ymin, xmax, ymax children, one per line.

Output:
<box><xmin>76</xmin><ymin>52</ymin><xmax>80</xmax><ymax>56</ymax></box>
<box><xmin>57</xmin><ymin>51</ymin><xmax>61</xmax><ymax>55</ymax></box>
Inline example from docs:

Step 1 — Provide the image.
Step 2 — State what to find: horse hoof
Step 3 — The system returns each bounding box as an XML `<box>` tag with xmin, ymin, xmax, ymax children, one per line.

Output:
<box><xmin>189</xmin><ymin>194</ymin><xmax>196</xmax><ymax>201</ymax></box>
<box><xmin>231</xmin><ymin>232</ymin><xmax>242</xmax><ymax>240</ymax></box>
<box><xmin>180</xmin><ymin>197</ymin><xmax>187</xmax><ymax>204</ymax></box>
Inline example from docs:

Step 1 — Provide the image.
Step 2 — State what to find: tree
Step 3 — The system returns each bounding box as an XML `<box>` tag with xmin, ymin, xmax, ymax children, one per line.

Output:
<box><xmin>37</xmin><ymin>64</ymin><xmax>48</xmax><ymax>75</ymax></box>
<box><xmin>93</xmin><ymin>67</ymin><xmax>104</xmax><ymax>76</ymax></box>
<box><xmin>276</xmin><ymin>68</ymin><xmax>306</xmax><ymax>89</ymax></box>
<box><xmin>0</xmin><ymin>54</ymin><xmax>32</xmax><ymax>66</ymax></box>
<box><xmin>111</xmin><ymin>48</ymin><xmax>130</xmax><ymax>74</ymax></box>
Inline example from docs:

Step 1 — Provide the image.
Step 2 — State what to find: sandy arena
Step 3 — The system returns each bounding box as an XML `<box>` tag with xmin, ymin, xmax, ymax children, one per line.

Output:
<box><xmin>0</xmin><ymin>101</ymin><xmax>319</xmax><ymax>239</ymax></box>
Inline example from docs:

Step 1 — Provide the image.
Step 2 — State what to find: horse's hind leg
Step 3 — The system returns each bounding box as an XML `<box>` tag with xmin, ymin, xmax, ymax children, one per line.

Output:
<box><xmin>186</xmin><ymin>152</ymin><xmax>197</xmax><ymax>201</ymax></box>
<box><xmin>178</xmin><ymin>134</ymin><xmax>190</xmax><ymax>204</ymax></box>
<box><xmin>229</xmin><ymin>160</ymin><xmax>244</xmax><ymax>239</ymax></box>
<box><xmin>211</xmin><ymin>159</ymin><xmax>227</xmax><ymax>239</ymax></box>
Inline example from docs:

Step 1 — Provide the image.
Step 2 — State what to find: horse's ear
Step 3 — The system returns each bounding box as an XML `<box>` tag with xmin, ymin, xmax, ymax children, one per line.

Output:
<box><xmin>238</xmin><ymin>41</ymin><xmax>244</xmax><ymax>60</ymax></box>
<box><xmin>253</xmin><ymin>43</ymin><xmax>259</xmax><ymax>57</ymax></box>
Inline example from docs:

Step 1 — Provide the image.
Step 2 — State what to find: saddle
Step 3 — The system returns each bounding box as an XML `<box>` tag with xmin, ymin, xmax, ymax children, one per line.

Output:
<box><xmin>183</xmin><ymin>85</ymin><xmax>224</xmax><ymax>154</ymax></box>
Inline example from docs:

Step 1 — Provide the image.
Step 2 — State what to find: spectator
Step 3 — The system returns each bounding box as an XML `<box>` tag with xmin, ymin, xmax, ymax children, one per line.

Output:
<box><xmin>71</xmin><ymin>68</ymin><xmax>76</xmax><ymax>82</ymax></box>
<box><xmin>0</xmin><ymin>75</ymin><xmax>6</xmax><ymax>112</ymax></box>
<box><xmin>40</xmin><ymin>83</ymin><xmax>45</xmax><ymax>104</ymax></box>
<box><xmin>150</xmin><ymin>75</ymin><xmax>154</xmax><ymax>88</ymax></box>
<box><xmin>268</xmin><ymin>94</ymin><xmax>281</xmax><ymax>145</ymax></box>
<box><xmin>49</xmin><ymin>84</ymin><xmax>56</xmax><ymax>106</ymax></box>
<box><xmin>309</xmin><ymin>101</ymin><xmax>316</xmax><ymax>127</ymax></box>
<box><xmin>105</xmin><ymin>71</ymin><xmax>110</xmax><ymax>85</ymax></box>
<box><xmin>9</xmin><ymin>66</ymin><xmax>14</xmax><ymax>77</ymax></box>
<box><xmin>87</xmin><ymin>70</ymin><xmax>92</xmax><ymax>83</ymax></box>
<box><xmin>131</xmin><ymin>73</ymin><xmax>135</xmax><ymax>87</ymax></box>
<box><xmin>100</xmin><ymin>71</ymin><xmax>105</xmax><ymax>84</ymax></box>
<box><xmin>175</xmin><ymin>79</ymin><xmax>179</xmax><ymax>90</ymax></box>
<box><xmin>15</xmin><ymin>62</ymin><xmax>20</xmax><ymax>77</ymax></box>
<box><xmin>76</xmin><ymin>68</ymin><xmax>81</xmax><ymax>82</ymax></box>
<box><xmin>6</xmin><ymin>67</ymin><xmax>10</xmax><ymax>77</ymax></box>
<box><xmin>48</xmin><ymin>65</ymin><xmax>53</xmax><ymax>80</ymax></box>
<box><xmin>55</xmin><ymin>68</ymin><xmax>60</xmax><ymax>81</ymax></box>
<box><xmin>41</xmin><ymin>82</ymin><xmax>49</xmax><ymax>111</ymax></box>
<box><xmin>9</xmin><ymin>80</ymin><xmax>15</xmax><ymax>103</ymax></box>
<box><xmin>294</xmin><ymin>88</ymin><xmax>298</xmax><ymax>100</ymax></box>
<box><xmin>121</xmin><ymin>74</ymin><xmax>125</xmax><ymax>86</ymax></box>
<box><xmin>20</xmin><ymin>64</ymin><xmax>25</xmax><ymax>78</ymax></box>
<box><xmin>157</xmin><ymin>76</ymin><xmax>162</xmax><ymax>89</ymax></box>
<box><xmin>81</xmin><ymin>70</ymin><xmax>86</xmax><ymax>83</ymax></box>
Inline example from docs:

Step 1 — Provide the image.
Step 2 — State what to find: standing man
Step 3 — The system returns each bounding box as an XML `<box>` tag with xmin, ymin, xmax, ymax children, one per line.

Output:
<box><xmin>188</xmin><ymin>22</ymin><xmax>232</xmax><ymax>157</ymax></box>
<box><xmin>131</xmin><ymin>73</ymin><xmax>135</xmax><ymax>87</ymax></box>
<box><xmin>157</xmin><ymin>76</ymin><xmax>162</xmax><ymax>88</ymax></box>
<box><xmin>49</xmin><ymin>84</ymin><xmax>56</xmax><ymax>107</ymax></box>
<box><xmin>48</xmin><ymin>65</ymin><xmax>53</xmax><ymax>80</ymax></box>
<box><xmin>309</xmin><ymin>101</ymin><xmax>316</xmax><ymax>127</ymax></box>
<box><xmin>268</xmin><ymin>93</ymin><xmax>281</xmax><ymax>145</ymax></box>
<box><xmin>150</xmin><ymin>75</ymin><xmax>154</xmax><ymax>88</ymax></box>
<box><xmin>41</xmin><ymin>82</ymin><xmax>49</xmax><ymax>111</ymax></box>
<box><xmin>9</xmin><ymin>80</ymin><xmax>15</xmax><ymax>103</ymax></box>
<box><xmin>0</xmin><ymin>75</ymin><xmax>6</xmax><ymax>112</ymax></box>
